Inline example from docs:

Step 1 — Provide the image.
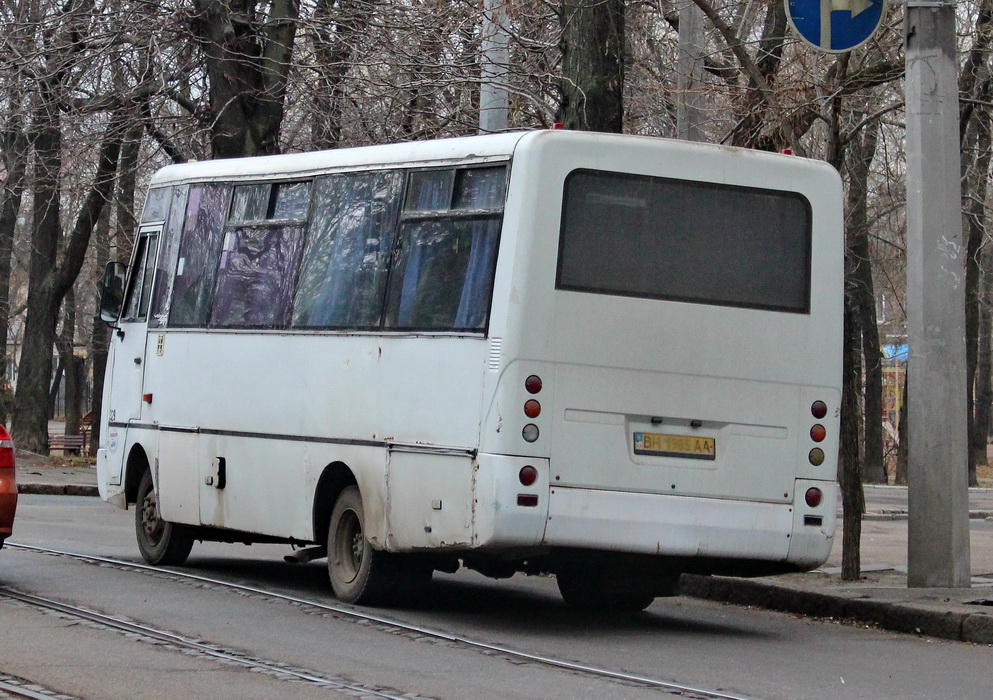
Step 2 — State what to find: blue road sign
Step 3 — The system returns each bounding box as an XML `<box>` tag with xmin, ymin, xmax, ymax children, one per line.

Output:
<box><xmin>786</xmin><ymin>0</ymin><xmax>885</xmax><ymax>53</ymax></box>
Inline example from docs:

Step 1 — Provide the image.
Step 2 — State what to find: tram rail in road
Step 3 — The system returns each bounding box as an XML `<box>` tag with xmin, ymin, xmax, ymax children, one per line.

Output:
<box><xmin>0</xmin><ymin>673</ymin><xmax>76</xmax><ymax>700</ymax></box>
<box><xmin>4</xmin><ymin>542</ymin><xmax>762</xmax><ymax>700</ymax></box>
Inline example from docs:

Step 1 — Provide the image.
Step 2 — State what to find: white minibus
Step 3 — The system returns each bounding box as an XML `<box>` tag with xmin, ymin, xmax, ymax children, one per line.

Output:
<box><xmin>97</xmin><ymin>130</ymin><xmax>842</xmax><ymax>610</ymax></box>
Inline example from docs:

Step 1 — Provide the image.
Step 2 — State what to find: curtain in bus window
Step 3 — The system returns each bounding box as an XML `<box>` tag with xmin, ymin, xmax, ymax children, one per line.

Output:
<box><xmin>210</xmin><ymin>225</ymin><xmax>305</xmax><ymax>328</ymax></box>
<box><xmin>406</xmin><ymin>169</ymin><xmax>455</xmax><ymax>211</ymax></box>
<box><xmin>388</xmin><ymin>172</ymin><xmax>453</xmax><ymax>327</ymax></box>
<box><xmin>386</xmin><ymin>216</ymin><xmax>500</xmax><ymax>331</ymax></box>
<box><xmin>169</xmin><ymin>185</ymin><xmax>229</xmax><ymax>327</ymax></box>
<box><xmin>454</xmin><ymin>167</ymin><xmax>505</xmax><ymax>209</ymax></box>
<box><xmin>292</xmin><ymin>171</ymin><xmax>403</xmax><ymax>328</ymax></box>
<box><xmin>454</xmin><ymin>219</ymin><xmax>500</xmax><ymax>327</ymax></box>
<box><xmin>557</xmin><ymin>171</ymin><xmax>811</xmax><ymax>313</ymax></box>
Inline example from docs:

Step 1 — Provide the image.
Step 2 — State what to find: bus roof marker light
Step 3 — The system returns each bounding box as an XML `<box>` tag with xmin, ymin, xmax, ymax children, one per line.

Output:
<box><xmin>525</xmin><ymin>375</ymin><xmax>542</xmax><ymax>394</ymax></box>
<box><xmin>524</xmin><ymin>400</ymin><xmax>541</xmax><ymax>418</ymax></box>
<box><xmin>811</xmin><ymin>400</ymin><xmax>827</xmax><ymax>419</ymax></box>
<box><xmin>522</xmin><ymin>424</ymin><xmax>539</xmax><ymax>443</ymax></box>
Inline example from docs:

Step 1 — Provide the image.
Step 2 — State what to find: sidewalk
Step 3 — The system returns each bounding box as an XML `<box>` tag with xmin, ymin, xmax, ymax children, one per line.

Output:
<box><xmin>15</xmin><ymin>448</ymin><xmax>100</xmax><ymax>497</ymax></box>
<box><xmin>13</xmin><ymin>452</ymin><xmax>993</xmax><ymax>643</ymax></box>
<box><xmin>683</xmin><ymin>486</ymin><xmax>993</xmax><ymax>644</ymax></box>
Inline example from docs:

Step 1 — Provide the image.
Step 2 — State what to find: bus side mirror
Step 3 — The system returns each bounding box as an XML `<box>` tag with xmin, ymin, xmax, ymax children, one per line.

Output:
<box><xmin>100</xmin><ymin>261</ymin><xmax>127</xmax><ymax>324</ymax></box>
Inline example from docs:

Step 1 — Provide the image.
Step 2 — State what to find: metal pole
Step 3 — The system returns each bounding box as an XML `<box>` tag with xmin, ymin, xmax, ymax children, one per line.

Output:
<box><xmin>677</xmin><ymin>0</ymin><xmax>706</xmax><ymax>141</ymax></box>
<box><xmin>479</xmin><ymin>0</ymin><xmax>510</xmax><ymax>133</ymax></box>
<box><xmin>904</xmin><ymin>0</ymin><xmax>972</xmax><ymax>588</ymax></box>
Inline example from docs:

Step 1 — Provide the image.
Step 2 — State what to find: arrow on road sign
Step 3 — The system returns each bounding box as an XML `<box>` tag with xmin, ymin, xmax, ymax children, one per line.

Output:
<box><xmin>831</xmin><ymin>0</ymin><xmax>874</xmax><ymax>19</ymax></box>
<box><xmin>787</xmin><ymin>0</ymin><xmax>884</xmax><ymax>53</ymax></box>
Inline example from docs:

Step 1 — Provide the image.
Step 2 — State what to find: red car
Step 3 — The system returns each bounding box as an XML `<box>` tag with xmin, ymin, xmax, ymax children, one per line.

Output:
<box><xmin>0</xmin><ymin>425</ymin><xmax>15</xmax><ymax>548</ymax></box>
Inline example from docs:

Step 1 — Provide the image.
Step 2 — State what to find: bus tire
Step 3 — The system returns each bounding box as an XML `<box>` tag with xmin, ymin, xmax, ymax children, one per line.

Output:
<box><xmin>556</xmin><ymin>572</ymin><xmax>655</xmax><ymax>613</ymax></box>
<box><xmin>135</xmin><ymin>470</ymin><xmax>194</xmax><ymax>566</ymax></box>
<box><xmin>327</xmin><ymin>485</ymin><xmax>403</xmax><ymax>605</ymax></box>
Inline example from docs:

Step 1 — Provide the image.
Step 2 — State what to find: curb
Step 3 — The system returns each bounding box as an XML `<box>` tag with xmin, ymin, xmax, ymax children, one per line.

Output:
<box><xmin>17</xmin><ymin>484</ymin><xmax>99</xmax><ymax>497</ymax></box>
<box><xmin>862</xmin><ymin>510</ymin><xmax>993</xmax><ymax>521</ymax></box>
<box><xmin>679</xmin><ymin>574</ymin><xmax>993</xmax><ymax>644</ymax></box>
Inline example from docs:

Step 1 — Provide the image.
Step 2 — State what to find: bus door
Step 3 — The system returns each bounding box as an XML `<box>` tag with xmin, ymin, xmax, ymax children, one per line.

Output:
<box><xmin>103</xmin><ymin>224</ymin><xmax>161</xmax><ymax>485</ymax></box>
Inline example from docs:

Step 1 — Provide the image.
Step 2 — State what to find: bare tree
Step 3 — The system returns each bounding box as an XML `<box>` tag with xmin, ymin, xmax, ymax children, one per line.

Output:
<box><xmin>190</xmin><ymin>0</ymin><xmax>302</xmax><ymax>158</ymax></box>
<box><xmin>559</xmin><ymin>0</ymin><xmax>625</xmax><ymax>131</ymax></box>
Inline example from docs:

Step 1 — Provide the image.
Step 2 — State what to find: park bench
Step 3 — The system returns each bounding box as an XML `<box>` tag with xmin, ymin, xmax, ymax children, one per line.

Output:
<box><xmin>49</xmin><ymin>434</ymin><xmax>84</xmax><ymax>455</ymax></box>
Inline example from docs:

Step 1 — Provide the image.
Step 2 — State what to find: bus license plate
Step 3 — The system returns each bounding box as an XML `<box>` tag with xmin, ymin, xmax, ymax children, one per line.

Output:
<box><xmin>634</xmin><ymin>432</ymin><xmax>716</xmax><ymax>460</ymax></box>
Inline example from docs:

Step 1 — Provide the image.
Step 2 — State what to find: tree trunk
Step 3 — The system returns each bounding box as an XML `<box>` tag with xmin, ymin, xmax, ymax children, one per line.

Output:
<box><xmin>841</xmin><ymin>296</ymin><xmax>865</xmax><ymax>580</ymax></box>
<box><xmin>192</xmin><ymin>0</ymin><xmax>300</xmax><ymax>158</ymax></box>
<box><xmin>0</xmin><ymin>113</ymin><xmax>26</xmax><ymax>427</ymax></box>
<box><xmin>12</xmin><ymin>92</ymin><xmax>65</xmax><ymax>453</ymax></box>
<box><xmin>896</xmin><ymin>371</ymin><xmax>909</xmax><ymax>485</ymax></box>
<box><xmin>964</xmin><ymin>109</ymin><xmax>992</xmax><ymax>484</ymax></box>
<box><xmin>726</xmin><ymin>1</ymin><xmax>789</xmax><ymax>150</ymax></box>
<box><xmin>58</xmin><ymin>287</ymin><xmax>81</xmax><ymax>435</ymax></box>
<box><xmin>64</xmin><ymin>354</ymin><xmax>85</xmax><ymax>438</ymax></box>
<box><xmin>822</xmin><ymin>54</ymin><xmax>865</xmax><ymax>577</ymax></box>
<box><xmin>311</xmin><ymin>0</ymin><xmax>370</xmax><ymax>149</ymax></box>
<box><xmin>559</xmin><ymin>0</ymin><xmax>625</xmax><ymax>132</ymax></box>
<box><xmin>974</xmin><ymin>281</ymin><xmax>993</xmax><ymax>469</ymax></box>
<box><xmin>49</xmin><ymin>354</ymin><xmax>64</xmax><ymax>420</ymax></box>
<box><xmin>11</xmin><ymin>111</ymin><xmax>121</xmax><ymax>454</ymax></box>
<box><xmin>845</xmin><ymin>119</ymin><xmax>886</xmax><ymax>483</ymax></box>
<box><xmin>89</xmin><ymin>208</ymin><xmax>112</xmax><ymax>457</ymax></box>
<box><xmin>960</xmin><ymin>0</ymin><xmax>993</xmax><ymax>487</ymax></box>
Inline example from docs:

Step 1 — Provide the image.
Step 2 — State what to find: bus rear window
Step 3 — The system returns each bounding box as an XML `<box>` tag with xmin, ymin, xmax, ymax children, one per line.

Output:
<box><xmin>557</xmin><ymin>170</ymin><xmax>811</xmax><ymax>314</ymax></box>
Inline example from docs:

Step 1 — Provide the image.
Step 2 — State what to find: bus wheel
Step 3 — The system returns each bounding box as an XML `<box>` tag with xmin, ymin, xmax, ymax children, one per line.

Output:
<box><xmin>556</xmin><ymin>572</ymin><xmax>655</xmax><ymax>613</ymax></box>
<box><xmin>327</xmin><ymin>485</ymin><xmax>405</xmax><ymax>605</ymax></box>
<box><xmin>135</xmin><ymin>470</ymin><xmax>194</xmax><ymax>566</ymax></box>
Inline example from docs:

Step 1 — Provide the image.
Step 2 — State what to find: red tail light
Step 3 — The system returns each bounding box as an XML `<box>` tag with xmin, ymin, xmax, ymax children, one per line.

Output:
<box><xmin>519</xmin><ymin>465</ymin><xmax>538</xmax><ymax>486</ymax></box>
<box><xmin>0</xmin><ymin>426</ymin><xmax>14</xmax><ymax>469</ymax></box>
<box><xmin>805</xmin><ymin>487</ymin><xmax>823</xmax><ymax>508</ymax></box>
<box><xmin>0</xmin><ymin>424</ymin><xmax>16</xmax><ymax>536</ymax></box>
<box><xmin>810</xmin><ymin>424</ymin><xmax>826</xmax><ymax>442</ymax></box>
<box><xmin>525</xmin><ymin>375</ymin><xmax>542</xmax><ymax>394</ymax></box>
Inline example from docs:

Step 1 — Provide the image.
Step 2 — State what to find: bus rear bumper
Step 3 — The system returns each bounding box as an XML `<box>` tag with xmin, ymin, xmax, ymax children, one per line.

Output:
<box><xmin>543</xmin><ymin>482</ymin><xmax>835</xmax><ymax>570</ymax></box>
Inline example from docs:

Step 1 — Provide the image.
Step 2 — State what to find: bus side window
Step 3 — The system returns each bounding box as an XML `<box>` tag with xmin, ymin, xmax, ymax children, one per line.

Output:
<box><xmin>150</xmin><ymin>186</ymin><xmax>189</xmax><ymax>328</ymax></box>
<box><xmin>141</xmin><ymin>186</ymin><xmax>171</xmax><ymax>223</ymax></box>
<box><xmin>169</xmin><ymin>185</ymin><xmax>229</xmax><ymax>327</ymax></box>
<box><xmin>384</xmin><ymin>166</ymin><xmax>504</xmax><ymax>332</ymax></box>
<box><xmin>122</xmin><ymin>233</ymin><xmax>159</xmax><ymax>322</ymax></box>
<box><xmin>291</xmin><ymin>171</ymin><xmax>403</xmax><ymax>329</ymax></box>
<box><xmin>210</xmin><ymin>224</ymin><xmax>306</xmax><ymax>328</ymax></box>
<box><xmin>209</xmin><ymin>181</ymin><xmax>312</xmax><ymax>328</ymax></box>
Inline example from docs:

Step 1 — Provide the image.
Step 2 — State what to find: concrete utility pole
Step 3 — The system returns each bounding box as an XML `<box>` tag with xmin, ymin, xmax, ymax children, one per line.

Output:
<box><xmin>677</xmin><ymin>0</ymin><xmax>707</xmax><ymax>141</ymax></box>
<box><xmin>904</xmin><ymin>1</ymin><xmax>972</xmax><ymax>588</ymax></box>
<box><xmin>479</xmin><ymin>0</ymin><xmax>509</xmax><ymax>133</ymax></box>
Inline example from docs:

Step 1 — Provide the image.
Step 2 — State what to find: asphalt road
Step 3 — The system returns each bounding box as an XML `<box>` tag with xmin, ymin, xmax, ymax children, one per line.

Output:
<box><xmin>2</xmin><ymin>495</ymin><xmax>993</xmax><ymax>700</ymax></box>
